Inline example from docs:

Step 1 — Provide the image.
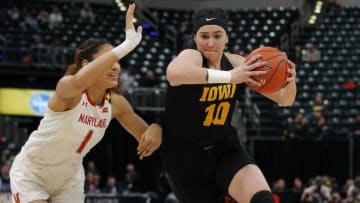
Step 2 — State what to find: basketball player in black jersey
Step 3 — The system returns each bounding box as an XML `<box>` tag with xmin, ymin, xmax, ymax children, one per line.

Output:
<box><xmin>160</xmin><ymin>8</ymin><xmax>297</xmax><ymax>203</ymax></box>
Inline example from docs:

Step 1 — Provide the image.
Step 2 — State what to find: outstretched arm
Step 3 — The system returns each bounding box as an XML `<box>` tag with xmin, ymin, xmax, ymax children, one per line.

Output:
<box><xmin>166</xmin><ymin>49</ymin><xmax>268</xmax><ymax>86</ymax></box>
<box><xmin>112</xmin><ymin>93</ymin><xmax>162</xmax><ymax>160</ymax></box>
<box><xmin>55</xmin><ymin>3</ymin><xmax>142</xmax><ymax>101</ymax></box>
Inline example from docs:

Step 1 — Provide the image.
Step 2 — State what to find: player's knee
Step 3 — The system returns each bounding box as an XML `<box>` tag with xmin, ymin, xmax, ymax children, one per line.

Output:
<box><xmin>250</xmin><ymin>190</ymin><xmax>275</xmax><ymax>203</ymax></box>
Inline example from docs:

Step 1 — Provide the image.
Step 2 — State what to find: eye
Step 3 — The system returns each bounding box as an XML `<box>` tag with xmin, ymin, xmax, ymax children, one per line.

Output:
<box><xmin>200</xmin><ymin>35</ymin><xmax>209</xmax><ymax>39</ymax></box>
<box><xmin>214</xmin><ymin>34</ymin><xmax>222</xmax><ymax>39</ymax></box>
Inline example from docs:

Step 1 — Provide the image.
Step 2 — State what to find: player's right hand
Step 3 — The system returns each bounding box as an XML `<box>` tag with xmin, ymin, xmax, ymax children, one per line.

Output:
<box><xmin>231</xmin><ymin>54</ymin><xmax>268</xmax><ymax>86</ymax></box>
<box><xmin>125</xmin><ymin>3</ymin><xmax>142</xmax><ymax>46</ymax></box>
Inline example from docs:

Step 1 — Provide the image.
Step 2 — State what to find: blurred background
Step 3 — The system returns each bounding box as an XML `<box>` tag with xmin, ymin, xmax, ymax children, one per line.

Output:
<box><xmin>0</xmin><ymin>0</ymin><xmax>360</xmax><ymax>202</ymax></box>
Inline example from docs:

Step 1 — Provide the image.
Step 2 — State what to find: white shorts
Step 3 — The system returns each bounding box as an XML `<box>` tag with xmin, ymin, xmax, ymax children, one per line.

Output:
<box><xmin>10</xmin><ymin>154</ymin><xmax>85</xmax><ymax>203</ymax></box>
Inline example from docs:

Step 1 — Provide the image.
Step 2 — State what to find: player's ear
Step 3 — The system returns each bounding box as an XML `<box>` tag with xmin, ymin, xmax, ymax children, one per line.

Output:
<box><xmin>82</xmin><ymin>59</ymin><xmax>89</xmax><ymax>67</ymax></box>
<box><xmin>226</xmin><ymin>35</ymin><xmax>229</xmax><ymax>44</ymax></box>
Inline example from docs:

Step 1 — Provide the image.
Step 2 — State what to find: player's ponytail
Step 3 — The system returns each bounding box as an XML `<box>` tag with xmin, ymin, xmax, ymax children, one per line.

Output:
<box><xmin>64</xmin><ymin>63</ymin><xmax>78</xmax><ymax>75</ymax></box>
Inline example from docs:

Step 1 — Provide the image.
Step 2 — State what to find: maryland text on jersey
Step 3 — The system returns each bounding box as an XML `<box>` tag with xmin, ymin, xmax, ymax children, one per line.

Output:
<box><xmin>78</xmin><ymin>113</ymin><xmax>107</xmax><ymax>128</ymax></box>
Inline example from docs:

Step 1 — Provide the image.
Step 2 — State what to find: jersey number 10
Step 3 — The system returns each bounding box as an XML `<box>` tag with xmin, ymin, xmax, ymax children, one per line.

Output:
<box><xmin>203</xmin><ymin>102</ymin><xmax>230</xmax><ymax>126</ymax></box>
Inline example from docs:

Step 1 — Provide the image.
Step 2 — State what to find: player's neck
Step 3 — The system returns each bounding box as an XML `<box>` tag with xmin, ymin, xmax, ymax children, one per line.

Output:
<box><xmin>86</xmin><ymin>87</ymin><xmax>106</xmax><ymax>106</ymax></box>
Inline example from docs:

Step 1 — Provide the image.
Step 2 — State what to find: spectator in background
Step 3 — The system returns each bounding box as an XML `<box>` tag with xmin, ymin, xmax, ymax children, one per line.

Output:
<box><xmin>282</xmin><ymin>113</ymin><xmax>306</xmax><ymax>140</ymax></box>
<box><xmin>305</xmin><ymin>109</ymin><xmax>332</xmax><ymax>140</ymax></box>
<box><xmin>309</xmin><ymin>176</ymin><xmax>332</xmax><ymax>203</ymax></box>
<box><xmin>8</xmin><ymin>5</ymin><xmax>21</xmax><ymax>27</ymax></box>
<box><xmin>85</xmin><ymin>172</ymin><xmax>101</xmax><ymax>194</ymax></box>
<box><xmin>292</xmin><ymin>45</ymin><xmax>303</xmax><ymax>64</ymax></box>
<box><xmin>123</xmin><ymin>163</ymin><xmax>141</xmax><ymax>192</ymax></box>
<box><xmin>80</xmin><ymin>2</ymin><xmax>95</xmax><ymax>23</ymax></box>
<box><xmin>302</xmin><ymin>43</ymin><xmax>321</xmax><ymax>62</ymax></box>
<box><xmin>305</xmin><ymin>94</ymin><xmax>326</xmax><ymax>123</ymax></box>
<box><xmin>330</xmin><ymin>191</ymin><xmax>342</xmax><ymax>203</ymax></box>
<box><xmin>292</xmin><ymin>177</ymin><xmax>304</xmax><ymax>193</ymax></box>
<box><xmin>139</xmin><ymin>70</ymin><xmax>158</xmax><ymax>87</ymax></box>
<box><xmin>304</xmin><ymin>94</ymin><xmax>335</xmax><ymax>139</ymax></box>
<box><xmin>102</xmin><ymin>176</ymin><xmax>119</xmax><ymax>194</ymax></box>
<box><xmin>120</xmin><ymin>64</ymin><xmax>137</xmax><ymax>93</ymax></box>
<box><xmin>351</xmin><ymin>114</ymin><xmax>360</xmax><ymax>138</ymax></box>
<box><xmin>48</xmin><ymin>6</ymin><xmax>63</xmax><ymax>29</ymax></box>
<box><xmin>85</xmin><ymin>160</ymin><xmax>99</xmax><ymax>175</ymax></box>
<box><xmin>37</xmin><ymin>8</ymin><xmax>49</xmax><ymax>30</ymax></box>
<box><xmin>313</xmin><ymin>94</ymin><xmax>327</xmax><ymax>113</ymax></box>
<box><xmin>0</xmin><ymin>163</ymin><xmax>11</xmax><ymax>193</ymax></box>
<box><xmin>346</xmin><ymin>176</ymin><xmax>360</xmax><ymax>203</ymax></box>
<box><xmin>0</xmin><ymin>152</ymin><xmax>10</xmax><ymax>168</ymax></box>
<box><xmin>21</xmin><ymin>14</ymin><xmax>39</xmax><ymax>31</ymax></box>
<box><xmin>343</xmin><ymin>178</ymin><xmax>354</xmax><ymax>195</ymax></box>
<box><xmin>272</xmin><ymin>178</ymin><xmax>287</xmax><ymax>193</ymax></box>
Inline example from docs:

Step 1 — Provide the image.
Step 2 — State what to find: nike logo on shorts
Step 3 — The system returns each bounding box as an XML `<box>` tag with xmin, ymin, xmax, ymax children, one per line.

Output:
<box><xmin>205</xmin><ymin>18</ymin><xmax>216</xmax><ymax>21</ymax></box>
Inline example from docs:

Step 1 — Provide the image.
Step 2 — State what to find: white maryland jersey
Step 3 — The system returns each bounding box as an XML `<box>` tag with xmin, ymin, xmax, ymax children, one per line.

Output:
<box><xmin>19</xmin><ymin>90</ymin><xmax>112</xmax><ymax>167</ymax></box>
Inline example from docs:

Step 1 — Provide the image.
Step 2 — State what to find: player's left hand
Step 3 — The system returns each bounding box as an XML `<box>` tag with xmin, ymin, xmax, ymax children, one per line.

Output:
<box><xmin>137</xmin><ymin>123</ymin><xmax>162</xmax><ymax>160</ymax></box>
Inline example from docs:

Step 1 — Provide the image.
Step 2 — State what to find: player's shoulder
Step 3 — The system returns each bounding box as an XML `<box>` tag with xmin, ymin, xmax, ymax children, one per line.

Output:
<box><xmin>110</xmin><ymin>91</ymin><xmax>134</xmax><ymax>117</ymax></box>
<box><xmin>109</xmin><ymin>90</ymin><xmax>126</xmax><ymax>103</ymax></box>
<box><xmin>224</xmin><ymin>52</ymin><xmax>246</xmax><ymax>67</ymax></box>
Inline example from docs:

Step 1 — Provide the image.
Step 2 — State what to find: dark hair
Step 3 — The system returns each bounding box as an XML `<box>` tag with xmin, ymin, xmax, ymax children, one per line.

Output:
<box><xmin>64</xmin><ymin>38</ymin><xmax>122</xmax><ymax>94</ymax></box>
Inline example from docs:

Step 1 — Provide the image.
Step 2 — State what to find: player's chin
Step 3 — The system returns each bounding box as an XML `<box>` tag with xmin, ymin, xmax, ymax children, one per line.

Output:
<box><xmin>107</xmin><ymin>80</ymin><xmax>118</xmax><ymax>88</ymax></box>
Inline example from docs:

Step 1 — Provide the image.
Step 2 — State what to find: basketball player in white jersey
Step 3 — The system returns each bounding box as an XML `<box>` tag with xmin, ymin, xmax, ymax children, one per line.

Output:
<box><xmin>9</xmin><ymin>4</ymin><xmax>162</xmax><ymax>203</ymax></box>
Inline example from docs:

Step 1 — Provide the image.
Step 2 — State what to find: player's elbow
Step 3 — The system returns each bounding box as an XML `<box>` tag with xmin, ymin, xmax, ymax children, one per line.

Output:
<box><xmin>280</xmin><ymin>101</ymin><xmax>294</xmax><ymax>107</ymax></box>
<box><xmin>72</xmin><ymin>75</ymin><xmax>89</xmax><ymax>90</ymax></box>
<box><xmin>166</xmin><ymin>68</ymin><xmax>181</xmax><ymax>86</ymax></box>
<box><xmin>279</xmin><ymin>97</ymin><xmax>296</xmax><ymax>107</ymax></box>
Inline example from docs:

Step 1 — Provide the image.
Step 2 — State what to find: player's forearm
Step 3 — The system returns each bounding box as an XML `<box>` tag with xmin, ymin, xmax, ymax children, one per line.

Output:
<box><xmin>73</xmin><ymin>52</ymin><xmax>118</xmax><ymax>88</ymax></box>
<box><xmin>166</xmin><ymin>64</ymin><xmax>208</xmax><ymax>85</ymax></box>
<box><xmin>263</xmin><ymin>81</ymin><xmax>296</xmax><ymax>106</ymax></box>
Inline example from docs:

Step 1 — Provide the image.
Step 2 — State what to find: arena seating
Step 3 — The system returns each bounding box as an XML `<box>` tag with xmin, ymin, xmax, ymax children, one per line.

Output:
<box><xmin>277</xmin><ymin>5</ymin><xmax>360</xmax><ymax>138</ymax></box>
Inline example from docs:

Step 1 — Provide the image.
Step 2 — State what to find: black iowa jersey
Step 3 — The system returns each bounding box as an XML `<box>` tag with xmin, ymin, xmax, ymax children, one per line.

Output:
<box><xmin>163</xmin><ymin>54</ymin><xmax>243</xmax><ymax>147</ymax></box>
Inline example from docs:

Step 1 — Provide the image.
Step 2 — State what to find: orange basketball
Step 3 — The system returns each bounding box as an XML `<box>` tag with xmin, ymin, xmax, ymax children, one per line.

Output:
<box><xmin>245</xmin><ymin>46</ymin><xmax>290</xmax><ymax>94</ymax></box>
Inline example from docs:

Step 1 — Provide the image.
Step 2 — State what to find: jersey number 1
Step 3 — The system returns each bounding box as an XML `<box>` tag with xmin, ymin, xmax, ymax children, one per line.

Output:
<box><xmin>76</xmin><ymin>130</ymin><xmax>93</xmax><ymax>153</ymax></box>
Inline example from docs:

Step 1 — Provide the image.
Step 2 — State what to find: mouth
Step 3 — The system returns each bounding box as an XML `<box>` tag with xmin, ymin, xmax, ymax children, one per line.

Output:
<box><xmin>204</xmin><ymin>50</ymin><xmax>218</xmax><ymax>55</ymax></box>
<box><xmin>108</xmin><ymin>73</ymin><xmax>119</xmax><ymax>81</ymax></box>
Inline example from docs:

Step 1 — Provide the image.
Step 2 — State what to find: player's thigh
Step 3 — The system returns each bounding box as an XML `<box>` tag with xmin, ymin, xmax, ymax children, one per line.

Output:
<box><xmin>50</xmin><ymin>172</ymin><xmax>85</xmax><ymax>203</ymax></box>
<box><xmin>50</xmin><ymin>187</ymin><xmax>84</xmax><ymax>203</ymax></box>
<box><xmin>168</xmin><ymin>175</ymin><xmax>223</xmax><ymax>203</ymax></box>
<box><xmin>10</xmin><ymin>160</ymin><xmax>49</xmax><ymax>203</ymax></box>
<box><xmin>228</xmin><ymin>164</ymin><xmax>271</xmax><ymax>203</ymax></box>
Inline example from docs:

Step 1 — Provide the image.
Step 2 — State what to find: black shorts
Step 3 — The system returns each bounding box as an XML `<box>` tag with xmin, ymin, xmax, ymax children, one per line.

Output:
<box><xmin>161</xmin><ymin>133</ymin><xmax>255</xmax><ymax>203</ymax></box>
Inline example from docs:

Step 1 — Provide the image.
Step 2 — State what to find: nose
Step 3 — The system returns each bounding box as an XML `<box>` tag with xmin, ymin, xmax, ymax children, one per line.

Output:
<box><xmin>207</xmin><ymin>38</ymin><xmax>215</xmax><ymax>48</ymax></box>
<box><xmin>112</xmin><ymin>62</ymin><xmax>120</xmax><ymax>72</ymax></box>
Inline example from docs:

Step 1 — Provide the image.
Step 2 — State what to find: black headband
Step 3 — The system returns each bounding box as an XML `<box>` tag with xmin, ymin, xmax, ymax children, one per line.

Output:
<box><xmin>192</xmin><ymin>15</ymin><xmax>228</xmax><ymax>34</ymax></box>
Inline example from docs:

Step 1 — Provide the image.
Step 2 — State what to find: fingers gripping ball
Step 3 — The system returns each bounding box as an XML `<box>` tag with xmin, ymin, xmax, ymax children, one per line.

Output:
<box><xmin>246</xmin><ymin>46</ymin><xmax>290</xmax><ymax>93</ymax></box>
